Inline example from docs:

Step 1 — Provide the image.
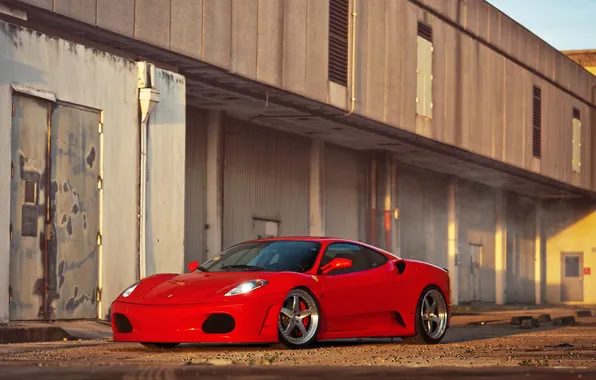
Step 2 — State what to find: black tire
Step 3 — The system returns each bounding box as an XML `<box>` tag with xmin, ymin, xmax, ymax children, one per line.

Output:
<box><xmin>141</xmin><ymin>343</ymin><xmax>180</xmax><ymax>349</ymax></box>
<box><xmin>277</xmin><ymin>288</ymin><xmax>320</xmax><ymax>349</ymax></box>
<box><xmin>402</xmin><ymin>285</ymin><xmax>448</xmax><ymax>345</ymax></box>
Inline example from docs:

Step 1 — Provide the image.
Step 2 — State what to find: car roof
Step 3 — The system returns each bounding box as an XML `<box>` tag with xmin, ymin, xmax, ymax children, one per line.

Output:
<box><xmin>243</xmin><ymin>236</ymin><xmax>399</xmax><ymax>258</ymax></box>
<box><xmin>246</xmin><ymin>236</ymin><xmax>353</xmax><ymax>243</ymax></box>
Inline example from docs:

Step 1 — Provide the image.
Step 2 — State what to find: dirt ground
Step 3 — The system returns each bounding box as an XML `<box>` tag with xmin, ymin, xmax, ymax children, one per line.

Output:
<box><xmin>1</xmin><ymin>307</ymin><xmax>595</xmax><ymax>371</ymax></box>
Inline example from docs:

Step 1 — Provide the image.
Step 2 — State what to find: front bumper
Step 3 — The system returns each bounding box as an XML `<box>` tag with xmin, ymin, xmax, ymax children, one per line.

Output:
<box><xmin>111</xmin><ymin>293</ymin><xmax>284</xmax><ymax>344</ymax></box>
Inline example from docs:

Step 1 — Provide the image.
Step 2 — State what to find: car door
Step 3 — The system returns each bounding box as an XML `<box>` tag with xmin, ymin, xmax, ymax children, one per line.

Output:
<box><xmin>317</xmin><ymin>243</ymin><xmax>396</xmax><ymax>334</ymax></box>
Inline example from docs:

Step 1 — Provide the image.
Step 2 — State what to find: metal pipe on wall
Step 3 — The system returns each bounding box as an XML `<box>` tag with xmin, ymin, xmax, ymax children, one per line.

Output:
<box><xmin>137</xmin><ymin>62</ymin><xmax>160</xmax><ymax>279</ymax></box>
<box><xmin>345</xmin><ymin>0</ymin><xmax>357</xmax><ymax>116</ymax></box>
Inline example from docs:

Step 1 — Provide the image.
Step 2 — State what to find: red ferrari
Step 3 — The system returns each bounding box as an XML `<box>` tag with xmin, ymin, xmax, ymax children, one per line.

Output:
<box><xmin>111</xmin><ymin>237</ymin><xmax>451</xmax><ymax>349</ymax></box>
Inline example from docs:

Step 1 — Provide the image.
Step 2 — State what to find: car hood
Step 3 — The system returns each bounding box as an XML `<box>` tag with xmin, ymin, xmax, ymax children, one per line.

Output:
<box><xmin>134</xmin><ymin>271</ymin><xmax>276</xmax><ymax>305</ymax></box>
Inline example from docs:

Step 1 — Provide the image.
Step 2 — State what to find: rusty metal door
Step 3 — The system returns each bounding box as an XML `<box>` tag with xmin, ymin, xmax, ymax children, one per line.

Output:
<box><xmin>49</xmin><ymin>103</ymin><xmax>101</xmax><ymax>320</ymax></box>
<box><xmin>9</xmin><ymin>95</ymin><xmax>50</xmax><ymax>320</ymax></box>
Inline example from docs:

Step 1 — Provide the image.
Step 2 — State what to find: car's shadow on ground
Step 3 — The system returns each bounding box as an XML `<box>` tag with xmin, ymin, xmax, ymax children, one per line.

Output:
<box><xmin>118</xmin><ymin>318</ymin><xmax>596</xmax><ymax>353</ymax></box>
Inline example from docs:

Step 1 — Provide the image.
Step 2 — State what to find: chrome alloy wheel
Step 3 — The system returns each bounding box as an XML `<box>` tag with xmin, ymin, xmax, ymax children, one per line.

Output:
<box><xmin>420</xmin><ymin>288</ymin><xmax>448</xmax><ymax>340</ymax></box>
<box><xmin>278</xmin><ymin>289</ymin><xmax>319</xmax><ymax>346</ymax></box>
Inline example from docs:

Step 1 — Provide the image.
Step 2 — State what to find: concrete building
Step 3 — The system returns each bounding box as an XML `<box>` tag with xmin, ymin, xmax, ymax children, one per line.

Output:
<box><xmin>564</xmin><ymin>49</ymin><xmax>596</xmax><ymax>76</ymax></box>
<box><xmin>0</xmin><ymin>0</ymin><xmax>595</xmax><ymax>324</ymax></box>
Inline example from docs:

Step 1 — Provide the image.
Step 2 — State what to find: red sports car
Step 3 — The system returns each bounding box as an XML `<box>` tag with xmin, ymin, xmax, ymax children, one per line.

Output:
<box><xmin>111</xmin><ymin>237</ymin><xmax>451</xmax><ymax>349</ymax></box>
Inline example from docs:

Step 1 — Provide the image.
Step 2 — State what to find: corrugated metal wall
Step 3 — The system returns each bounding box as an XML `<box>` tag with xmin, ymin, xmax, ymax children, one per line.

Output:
<box><xmin>223</xmin><ymin>119</ymin><xmax>310</xmax><ymax>249</ymax></box>
<box><xmin>506</xmin><ymin>193</ymin><xmax>536</xmax><ymax>303</ymax></box>
<box><xmin>324</xmin><ymin>144</ymin><xmax>366</xmax><ymax>240</ymax></box>
<box><xmin>184</xmin><ymin>107</ymin><xmax>207</xmax><ymax>264</ymax></box>
<box><xmin>398</xmin><ymin>166</ymin><xmax>448</xmax><ymax>268</ymax></box>
<box><xmin>458</xmin><ymin>180</ymin><xmax>497</xmax><ymax>303</ymax></box>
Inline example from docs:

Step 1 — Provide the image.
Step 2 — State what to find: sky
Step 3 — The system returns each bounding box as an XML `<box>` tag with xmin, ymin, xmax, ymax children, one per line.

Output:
<box><xmin>487</xmin><ymin>0</ymin><xmax>596</xmax><ymax>51</ymax></box>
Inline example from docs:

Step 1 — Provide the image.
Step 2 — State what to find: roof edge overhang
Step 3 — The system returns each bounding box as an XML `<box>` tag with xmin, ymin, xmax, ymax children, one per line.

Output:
<box><xmin>4</xmin><ymin>2</ymin><xmax>595</xmax><ymax>200</ymax></box>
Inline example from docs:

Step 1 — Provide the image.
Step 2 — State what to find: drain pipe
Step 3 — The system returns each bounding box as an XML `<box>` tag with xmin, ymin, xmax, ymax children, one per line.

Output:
<box><xmin>137</xmin><ymin>62</ymin><xmax>160</xmax><ymax>279</ymax></box>
<box><xmin>344</xmin><ymin>0</ymin><xmax>357</xmax><ymax>116</ymax></box>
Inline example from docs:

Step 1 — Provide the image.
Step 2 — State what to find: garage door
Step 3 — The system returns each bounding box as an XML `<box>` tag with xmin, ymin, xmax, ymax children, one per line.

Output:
<box><xmin>223</xmin><ymin>119</ymin><xmax>310</xmax><ymax>249</ymax></box>
<box><xmin>324</xmin><ymin>145</ymin><xmax>366</xmax><ymax>240</ymax></box>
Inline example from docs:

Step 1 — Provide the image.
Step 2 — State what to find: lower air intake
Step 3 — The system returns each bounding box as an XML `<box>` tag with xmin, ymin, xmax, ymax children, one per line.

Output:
<box><xmin>114</xmin><ymin>313</ymin><xmax>133</xmax><ymax>333</ymax></box>
<box><xmin>202</xmin><ymin>313</ymin><xmax>235</xmax><ymax>334</ymax></box>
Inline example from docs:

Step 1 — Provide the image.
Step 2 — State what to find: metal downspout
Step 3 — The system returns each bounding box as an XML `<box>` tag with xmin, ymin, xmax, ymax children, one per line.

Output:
<box><xmin>345</xmin><ymin>0</ymin><xmax>357</xmax><ymax>116</ymax></box>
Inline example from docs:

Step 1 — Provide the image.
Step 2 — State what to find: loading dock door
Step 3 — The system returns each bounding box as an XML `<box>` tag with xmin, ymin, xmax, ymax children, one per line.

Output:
<box><xmin>50</xmin><ymin>103</ymin><xmax>101</xmax><ymax>319</ymax></box>
<box><xmin>9</xmin><ymin>94</ymin><xmax>100</xmax><ymax>321</ymax></box>
<box><xmin>324</xmin><ymin>145</ymin><xmax>365</xmax><ymax>240</ymax></box>
<box><xmin>9</xmin><ymin>95</ymin><xmax>49</xmax><ymax>320</ymax></box>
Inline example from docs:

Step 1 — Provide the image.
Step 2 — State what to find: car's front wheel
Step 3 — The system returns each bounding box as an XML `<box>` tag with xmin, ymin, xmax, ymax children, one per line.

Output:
<box><xmin>277</xmin><ymin>288</ymin><xmax>320</xmax><ymax>349</ymax></box>
<box><xmin>402</xmin><ymin>286</ymin><xmax>449</xmax><ymax>345</ymax></box>
<box><xmin>141</xmin><ymin>343</ymin><xmax>180</xmax><ymax>349</ymax></box>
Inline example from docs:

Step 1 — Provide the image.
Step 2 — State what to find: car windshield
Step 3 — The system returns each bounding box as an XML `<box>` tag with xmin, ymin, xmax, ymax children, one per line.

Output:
<box><xmin>201</xmin><ymin>240</ymin><xmax>322</xmax><ymax>273</ymax></box>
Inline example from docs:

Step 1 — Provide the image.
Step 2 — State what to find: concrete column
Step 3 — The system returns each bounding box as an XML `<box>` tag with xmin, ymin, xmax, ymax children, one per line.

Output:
<box><xmin>205</xmin><ymin>110</ymin><xmax>224</xmax><ymax>258</ymax></box>
<box><xmin>368</xmin><ymin>155</ymin><xmax>378</xmax><ymax>246</ymax></box>
<box><xmin>535</xmin><ymin>199</ymin><xmax>542</xmax><ymax>305</ymax></box>
<box><xmin>369</xmin><ymin>152</ymin><xmax>396</xmax><ymax>252</ymax></box>
<box><xmin>309</xmin><ymin>140</ymin><xmax>325</xmax><ymax>236</ymax></box>
<box><xmin>495</xmin><ymin>190</ymin><xmax>507</xmax><ymax>305</ymax></box>
<box><xmin>447</xmin><ymin>177</ymin><xmax>459</xmax><ymax>306</ymax></box>
<box><xmin>144</xmin><ymin>68</ymin><xmax>186</xmax><ymax>276</ymax></box>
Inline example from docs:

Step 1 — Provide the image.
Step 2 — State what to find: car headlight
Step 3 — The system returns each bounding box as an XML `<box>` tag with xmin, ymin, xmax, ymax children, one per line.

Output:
<box><xmin>224</xmin><ymin>279</ymin><xmax>268</xmax><ymax>296</ymax></box>
<box><xmin>121</xmin><ymin>282</ymin><xmax>139</xmax><ymax>298</ymax></box>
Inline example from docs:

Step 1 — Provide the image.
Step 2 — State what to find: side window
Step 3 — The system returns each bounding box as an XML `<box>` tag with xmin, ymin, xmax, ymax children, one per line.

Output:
<box><xmin>363</xmin><ymin>247</ymin><xmax>388</xmax><ymax>268</ymax></box>
<box><xmin>319</xmin><ymin>243</ymin><xmax>388</xmax><ymax>275</ymax></box>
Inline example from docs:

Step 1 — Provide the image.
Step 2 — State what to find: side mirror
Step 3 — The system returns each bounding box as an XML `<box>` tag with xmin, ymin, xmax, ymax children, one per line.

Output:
<box><xmin>320</xmin><ymin>258</ymin><xmax>352</xmax><ymax>275</ymax></box>
<box><xmin>188</xmin><ymin>261</ymin><xmax>200</xmax><ymax>272</ymax></box>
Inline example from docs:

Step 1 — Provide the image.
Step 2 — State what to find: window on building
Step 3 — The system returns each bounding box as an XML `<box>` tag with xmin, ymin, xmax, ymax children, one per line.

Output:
<box><xmin>328</xmin><ymin>0</ymin><xmax>349</xmax><ymax>87</ymax></box>
<box><xmin>572</xmin><ymin>107</ymin><xmax>581</xmax><ymax>173</ymax></box>
<box><xmin>416</xmin><ymin>22</ymin><xmax>434</xmax><ymax>118</ymax></box>
<box><xmin>532</xmin><ymin>86</ymin><xmax>542</xmax><ymax>158</ymax></box>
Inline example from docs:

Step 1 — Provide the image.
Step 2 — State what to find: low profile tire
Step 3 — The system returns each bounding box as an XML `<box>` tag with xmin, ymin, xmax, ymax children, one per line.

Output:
<box><xmin>402</xmin><ymin>286</ymin><xmax>449</xmax><ymax>345</ymax></box>
<box><xmin>141</xmin><ymin>343</ymin><xmax>180</xmax><ymax>349</ymax></box>
<box><xmin>277</xmin><ymin>288</ymin><xmax>320</xmax><ymax>349</ymax></box>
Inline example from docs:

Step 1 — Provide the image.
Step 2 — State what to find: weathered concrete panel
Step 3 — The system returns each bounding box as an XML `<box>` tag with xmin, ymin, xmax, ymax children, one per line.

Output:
<box><xmin>231</xmin><ymin>0</ymin><xmax>258</xmax><ymax>79</ymax></box>
<box><xmin>305</xmin><ymin>0</ymin><xmax>328</xmax><ymax>103</ymax></box>
<box><xmin>400</xmin><ymin>1</ymin><xmax>417</xmax><ymax>132</ymax></box>
<box><xmin>383</xmin><ymin>0</ymin><xmax>404</xmax><ymax>128</ymax></box>
<box><xmin>16</xmin><ymin>0</ymin><xmax>52</xmax><ymax>10</ymax></box>
<box><xmin>282</xmin><ymin>0</ymin><xmax>307</xmax><ymax>95</ymax></box>
<box><xmin>134</xmin><ymin>0</ymin><xmax>171</xmax><ymax>49</ymax></box>
<box><xmin>431</xmin><ymin>18</ymin><xmax>446</xmax><ymax>141</ymax></box>
<box><xmin>203</xmin><ymin>0</ymin><xmax>231</xmax><ymax>68</ymax></box>
<box><xmin>54</xmin><ymin>0</ymin><xmax>97</xmax><ymax>25</ymax></box>
<box><xmin>96</xmin><ymin>0</ymin><xmax>134</xmax><ymax>37</ymax></box>
<box><xmin>0</xmin><ymin>20</ymin><xmax>139</xmax><ymax>322</ymax></box>
<box><xmin>364</xmin><ymin>0</ymin><xmax>385</xmax><ymax>121</ymax></box>
<box><xmin>257</xmin><ymin>0</ymin><xmax>284</xmax><ymax>87</ymax></box>
<box><xmin>145</xmin><ymin>68</ymin><xmax>186</xmax><ymax>276</ymax></box>
<box><xmin>353</xmin><ymin>0</ymin><xmax>369</xmax><ymax>116</ymax></box>
<box><xmin>170</xmin><ymin>0</ymin><xmax>203</xmax><ymax>58</ymax></box>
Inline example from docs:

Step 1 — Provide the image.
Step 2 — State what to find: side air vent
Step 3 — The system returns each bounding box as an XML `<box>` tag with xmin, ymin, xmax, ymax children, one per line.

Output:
<box><xmin>395</xmin><ymin>260</ymin><xmax>407</xmax><ymax>274</ymax></box>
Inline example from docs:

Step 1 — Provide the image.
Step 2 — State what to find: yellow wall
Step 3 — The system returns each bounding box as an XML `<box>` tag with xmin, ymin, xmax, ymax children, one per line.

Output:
<box><xmin>546</xmin><ymin>210</ymin><xmax>596</xmax><ymax>305</ymax></box>
<box><xmin>585</xmin><ymin>66</ymin><xmax>596</xmax><ymax>75</ymax></box>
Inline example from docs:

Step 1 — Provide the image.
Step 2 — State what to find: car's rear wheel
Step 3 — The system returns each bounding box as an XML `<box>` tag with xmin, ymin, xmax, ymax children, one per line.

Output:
<box><xmin>402</xmin><ymin>286</ymin><xmax>448</xmax><ymax>345</ymax></box>
<box><xmin>141</xmin><ymin>343</ymin><xmax>180</xmax><ymax>349</ymax></box>
<box><xmin>277</xmin><ymin>288</ymin><xmax>320</xmax><ymax>349</ymax></box>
